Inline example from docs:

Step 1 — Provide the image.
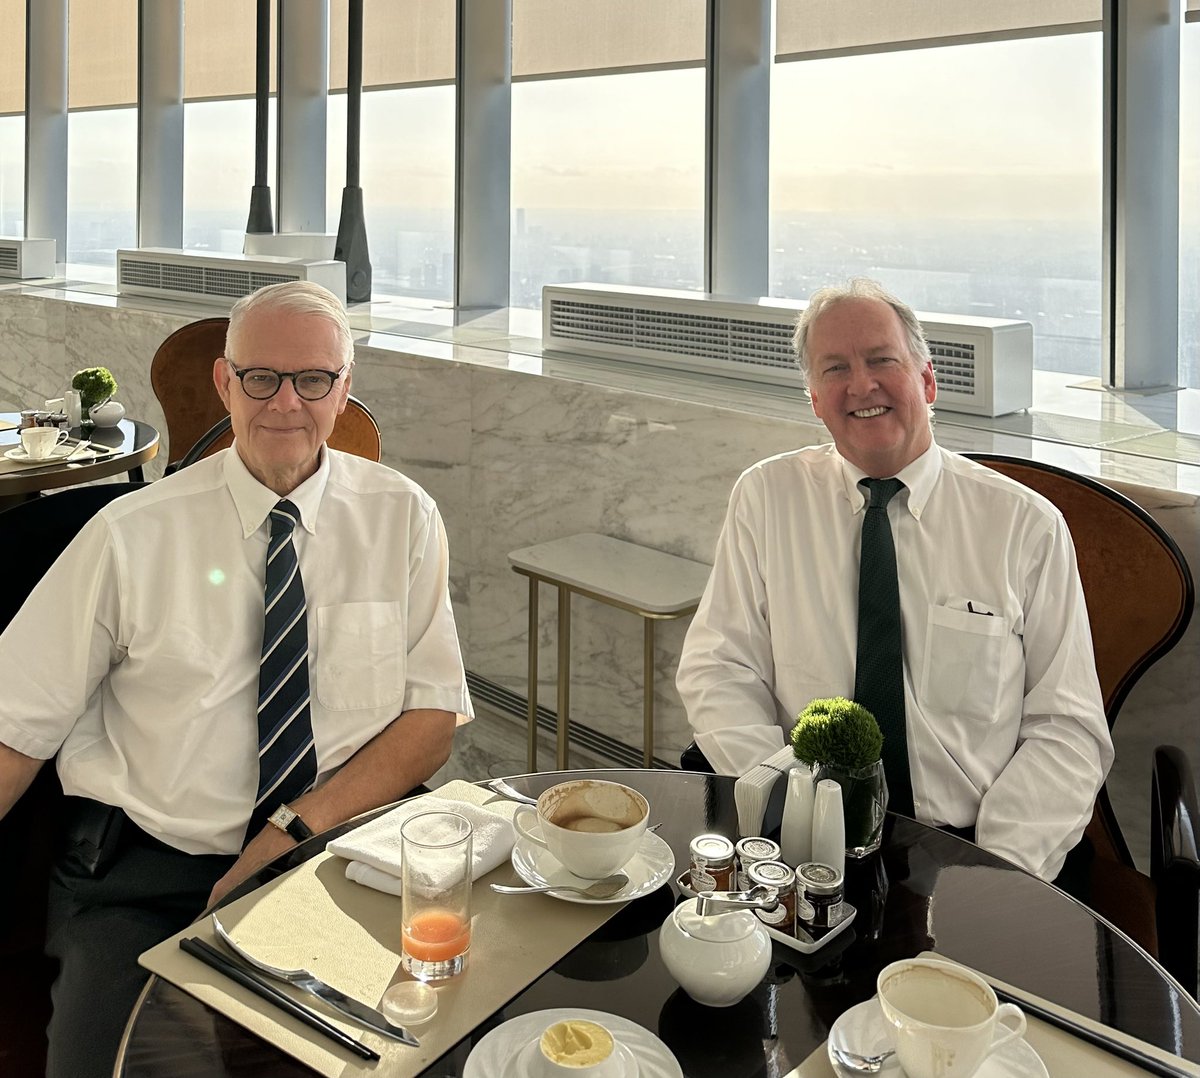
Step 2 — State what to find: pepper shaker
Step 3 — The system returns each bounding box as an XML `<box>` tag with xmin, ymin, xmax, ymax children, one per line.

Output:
<box><xmin>811</xmin><ymin>778</ymin><xmax>846</xmax><ymax>879</ymax></box>
<box><xmin>779</xmin><ymin>764</ymin><xmax>816</xmax><ymax>867</ymax></box>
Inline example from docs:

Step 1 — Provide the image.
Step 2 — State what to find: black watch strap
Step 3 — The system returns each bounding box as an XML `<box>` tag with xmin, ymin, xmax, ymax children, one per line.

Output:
<box><xmin>268</xmin><ymin>804</ymin><xmax>315</xmax><ymax>842</ymax></box>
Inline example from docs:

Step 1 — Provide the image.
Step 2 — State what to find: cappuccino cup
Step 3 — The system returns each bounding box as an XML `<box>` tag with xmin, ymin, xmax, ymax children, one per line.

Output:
<box><xmin>877</xmin><ymin>958</ymin><xmax>1026</xmax><ymax>1078</ymax></box>
<box><xmin>20</xmin><ymin>425</ymin><xmax>69</xmax><ymax>460</ymax></box>
<box><xmin>514</xmin><ymin>779</ymin><xmax>648</xmax><ymax>879</ymax></box>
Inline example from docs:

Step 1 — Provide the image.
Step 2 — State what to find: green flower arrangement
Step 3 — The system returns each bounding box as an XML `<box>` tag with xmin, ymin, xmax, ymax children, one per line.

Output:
<box><xmin>71</xmin><ymin>366</ymin><xmax>118</xmax><ymax>421</ymax></box>
<box><xmin>791</xmin><ymin>697</ymin><xmax>888</xmax><ymax>857</ymax></box>
<box><xmin>790</xmin><ymin>696</ymin><xmax>883</xmax><ymax>769</ymax></box>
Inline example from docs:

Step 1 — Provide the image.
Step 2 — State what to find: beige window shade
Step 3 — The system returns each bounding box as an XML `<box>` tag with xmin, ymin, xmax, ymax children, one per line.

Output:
<box><xmin>1188</xmin><ymin>0</ymin><xmax>1199</xmax><ymax>23</ymax></box>
<box><xmin>0</xmin><ymin>0</ymin><xmax>25</xmax><ymax>116</ymax></box>
<box><xmin>185</xmin><ymin>0</ymin><xmax>277</xmax><ymax>101</ymax></box>
<box><xmin>776</xmin><ymin>0</ymin><xmax>1102</xmax><ymax>60</ymax></box>
<box><xmin>329</xmin><ymin>0</ymin><xmax>454</xmax><ymax>90</ymax></box>
<box><xmin>68</xmin><ymin>0</ymin><xmax>138</xmax><ymax>109</ymax></box>
<box><xmin>513</xmin><ymin>0</ymin><xmax>705</xmax><ymax>79</ymax></box>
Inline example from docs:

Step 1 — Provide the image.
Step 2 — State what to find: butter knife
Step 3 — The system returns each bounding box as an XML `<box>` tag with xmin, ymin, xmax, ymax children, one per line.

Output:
<box><xmin>211</xmin><ymin>913</ymin><xmax>419</xmax><ymax>1046</ymax></box>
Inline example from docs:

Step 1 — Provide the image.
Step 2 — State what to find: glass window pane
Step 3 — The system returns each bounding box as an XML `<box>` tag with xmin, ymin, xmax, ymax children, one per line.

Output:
<box><xmin>0</xmin><ymin>116</ymin><xmax>23</xmax><ymax>235</ymax></box>
<box><xmin>67</xmin><ymin>108</ymin><xmax>137</xmax><ymax>271</ymax></box>
<box><xmin>770</xmin><ymin>32</ymin><xmax>1102</xmax><ymax>376</ymax></box>
<box><xmin>184</xmin><ymin>99</ymin><xmax>278</xmax><ymax>253</ymax></box>
<box><xmin>1182</xmin><ymin>20</ymin><xmax>1199</xmax><ymax>388</ymax></box>
<box><xmin>511</xmin><ymin>69</ymin><xmax>705</xmax><ymax>309</ymax></box>
<box><xmin>326</xmin><ymin>87</ymin><xmax>455</xmax><ymax>302</ymax></box>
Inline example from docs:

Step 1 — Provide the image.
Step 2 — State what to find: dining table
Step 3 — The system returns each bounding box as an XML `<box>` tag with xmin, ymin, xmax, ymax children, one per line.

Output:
<box><xmin>115</xmin><ymin>768</ymin><xmax>1200</xmax><ymax>1077</ymax></box>
<box><xmin>0</xmin><ymin>412</ymin><xmax>160</xmax><ymax>510</ymax></box>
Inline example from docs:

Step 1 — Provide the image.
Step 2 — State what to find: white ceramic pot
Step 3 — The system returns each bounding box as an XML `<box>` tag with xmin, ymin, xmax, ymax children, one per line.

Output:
<box><xmin>89</xmin><ymin>399</ymin><xmax>125</xmax><ymax>427</ymax></box>
<box><xmin>659</xmin><ymin>898</ymin><xmax>772</xmax><ymax>1008</ymax></box>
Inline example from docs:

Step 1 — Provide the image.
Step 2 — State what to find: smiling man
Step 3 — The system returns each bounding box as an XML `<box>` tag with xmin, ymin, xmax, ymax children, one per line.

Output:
<box><xmin>677</xmin><ymin>277</ymin><xmax>1111</xmax><ymax>884</ymax></box>
<box><xmin>0</xmin><ymin>281</ymin><xmax>472</xmax><ymax>1077</ymax></box>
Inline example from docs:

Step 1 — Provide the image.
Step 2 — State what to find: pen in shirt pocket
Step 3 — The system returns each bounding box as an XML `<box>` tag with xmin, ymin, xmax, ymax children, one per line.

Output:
<box><xmin>966</xmin><ymin>601</ymin><xmax>994</xmax><ymax>616</ymax></box>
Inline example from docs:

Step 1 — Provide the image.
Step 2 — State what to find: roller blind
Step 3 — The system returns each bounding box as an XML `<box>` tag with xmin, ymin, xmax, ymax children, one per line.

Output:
<box><xmin>512</xmin><ymin>0</ymin><xmax>705</xmax><ymax>79</ymax></box>
<box><xmin>0</xmin><ymin>0</ymin><xmax>24</xmax><ymax>116</ymax></box>
<box><xmin>1188</xmin><ymin>0</ymin><xmax>1199</xmax><ymax>23</ymax></box>
<box><xmin>776</xmin><ymin>0</ymin><xmax>1102</xmax><ymax>60</ymax></box>
<box><xmin>329</xmin><ymin>0</ymin><xmax>454</xmax><ymax>90</ymax></box>
<box><xmin>68</xmin><ymin>0</ymin><xmax>138</xmax><ymax>109</ymax></box>
<box><xmin>184</xmin><ymin>0</ymin><xmax>277</xmax><ymax>101</ymax></box>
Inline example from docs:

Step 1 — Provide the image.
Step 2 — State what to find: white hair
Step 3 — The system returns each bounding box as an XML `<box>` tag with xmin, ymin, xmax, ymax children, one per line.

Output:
<box><xmin>225</xmin><ymin>281</ymin><xmax>354</xmax><ymax>368</ymax></box>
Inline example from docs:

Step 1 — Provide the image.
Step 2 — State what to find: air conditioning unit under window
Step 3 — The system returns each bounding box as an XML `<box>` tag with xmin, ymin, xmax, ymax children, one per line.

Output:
<box><xmin>0</xmin><ymin>237</ymin><xmax>56</xmax><ymax>279</ymax></box>
<box><xmin>116</xmin><ymin>248</ymin><xmax>346</xmax><ymax>307</ymax></box>
<box><xmin>542</xmin><ymin>283</ymin><xmax>1032</xmax><ymax>417</ymax></box>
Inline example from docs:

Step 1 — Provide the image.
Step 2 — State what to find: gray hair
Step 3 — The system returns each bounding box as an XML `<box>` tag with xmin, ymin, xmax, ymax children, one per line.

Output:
<box><xmin>792</xmin><ymin>277</ymin><xmax>930</xmax><ymax>385</ymax></box>
<box><xmin>225</xmin><ymin>281</ymin><xmax>354</xmax><ymax>368</ymax></box>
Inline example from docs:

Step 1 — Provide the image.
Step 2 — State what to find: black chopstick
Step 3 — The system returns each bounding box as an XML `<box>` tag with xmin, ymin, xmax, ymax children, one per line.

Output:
<box><xmin>992</xmin><ymin>985</ymin><xmax>1197</xmax><ymax>1078</ymax></box>
<box><xmin>179</xmin><ymin>936</ymin><xmax>380</xmax><ymax>1062</ymax></box>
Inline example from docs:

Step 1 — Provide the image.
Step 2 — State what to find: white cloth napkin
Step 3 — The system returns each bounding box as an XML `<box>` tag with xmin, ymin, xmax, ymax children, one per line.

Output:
<box><xmin>326</xmin><ymin>794</ymin><xmax>518</xmax><ymax>896</ymax></box>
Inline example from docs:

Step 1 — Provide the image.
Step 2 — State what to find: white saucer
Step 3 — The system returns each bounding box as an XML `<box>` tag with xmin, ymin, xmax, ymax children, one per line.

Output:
<box><xmin>464</xmin><ymin>1008</ymin><xmax>683</xmax><ymax>1078</ymax></box>
<box><xmin>4</xmin><ymin>443</ymin><xmax>98</xmax><ymax>465</ymax></box>
<box><xmin>510</xmin><ymin>831</ymin><xmax>675</xmax><ymax>904</ymax></box>
<box><xmin>828</xmin><ymin>999</ymin><xmax>1048</xmax><ymax>1078</ymax></box>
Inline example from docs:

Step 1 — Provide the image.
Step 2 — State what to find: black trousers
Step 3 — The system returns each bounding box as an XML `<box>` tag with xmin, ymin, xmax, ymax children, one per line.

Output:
<box><xmin>44</xmin><ymin>799</ymin><xmax>236</xmax><ymax>1078</ymax></box>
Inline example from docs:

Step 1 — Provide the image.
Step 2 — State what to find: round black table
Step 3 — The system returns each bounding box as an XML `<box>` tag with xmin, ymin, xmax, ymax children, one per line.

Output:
<box><xmin>116</xmin><ymin>769</ymin><xmax>1200</xmax><ymax>1076</ymax></box>
<box><xmin>0</xmin><ymin>414</ymin><xmax>159</xmax><ymax>510</ymax></box>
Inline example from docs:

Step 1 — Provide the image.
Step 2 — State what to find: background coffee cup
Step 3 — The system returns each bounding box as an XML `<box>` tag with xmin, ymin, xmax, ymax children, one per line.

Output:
<box><xmin>19</xmin><ymin>425</ymin><xmax>69</xmax><ymax>459</ymax></box>
<box><xmin>877</xmin><ymin>958</ymin><xmax>1026</xmax><ymax>1078</ymax></box>
<box><xmin>513</xmin><ymin>779</ymin><xmax>648</xmax><ymax>879</ymax></box>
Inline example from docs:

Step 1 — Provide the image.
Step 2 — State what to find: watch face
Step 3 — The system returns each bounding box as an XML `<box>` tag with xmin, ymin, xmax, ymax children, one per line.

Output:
<box><xmin>270</xmin><ymin>805</ymin><xmax>296</xmax><ymax>828</ymax></box>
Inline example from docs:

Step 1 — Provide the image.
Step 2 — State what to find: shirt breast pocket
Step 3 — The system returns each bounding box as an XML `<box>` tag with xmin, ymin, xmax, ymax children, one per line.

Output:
<box><xmin>316</xmin><ymin>602</ymin><xmax>405</xmax><ymax>712</ymax></box>
<box><xmin>920</xmin><ymin>603</ymin><xmax>1012</xmax><ymax>726</ymax></box>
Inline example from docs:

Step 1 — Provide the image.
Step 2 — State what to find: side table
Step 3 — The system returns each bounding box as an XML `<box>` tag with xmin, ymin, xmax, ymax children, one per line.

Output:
<box><xmin>509</xmin><ymin>533</ymin><xmax>712</xmax><ymax>769</ymax></box>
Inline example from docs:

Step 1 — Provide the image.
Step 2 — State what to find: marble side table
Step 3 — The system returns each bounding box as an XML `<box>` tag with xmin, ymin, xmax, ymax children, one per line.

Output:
<box><xmin>509</xmin><ymin>532</ymin><xmax>712</xmax><ymax>770</ymax></box>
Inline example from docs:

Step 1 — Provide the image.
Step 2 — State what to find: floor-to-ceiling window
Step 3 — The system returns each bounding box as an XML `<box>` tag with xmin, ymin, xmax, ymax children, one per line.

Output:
<box><xmin>183</xmin><ymin>0</ymin><xmax>278</xmax><ymax>254</ymax></box>
<box><xmin>509</xmin><ymin>0</ymin><xmax>706</xmax><ymax>309</ymax></box>
<box><xmin>0</xmin><ymin>0</ymin><xmax>24</xmax><ymax>236</ymax></box>
<box><xmin>771</xmin><ymin>2</ymin><xmax>1102</xmax><ymax>377</ymax></box>
<box><xmin>326</xmin><ymin>0</ymin><xmax>456</xmax><ymax>303</ymax></box>
<box><xmin>66</xmin><ymin>0</ymin><xmax>137</xmax><ymax>272</ymax></box>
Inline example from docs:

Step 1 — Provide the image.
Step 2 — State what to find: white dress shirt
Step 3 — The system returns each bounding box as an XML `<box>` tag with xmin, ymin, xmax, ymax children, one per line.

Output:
<box><xmin>676</xmin><ymin>442</ymin><xmax>1112</xmax><ymax>880</ymax></box>
<box><xmin>0</xmin><ymin>447</ymin><xmax>473</xmax><ymax>855</ymax></box>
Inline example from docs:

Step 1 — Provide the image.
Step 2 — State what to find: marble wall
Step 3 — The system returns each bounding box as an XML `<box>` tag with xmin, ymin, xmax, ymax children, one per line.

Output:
<box><xmin>2</xmin><ymin>288</ymin><xmax>1196</xmax><ymax>868</ymax></box>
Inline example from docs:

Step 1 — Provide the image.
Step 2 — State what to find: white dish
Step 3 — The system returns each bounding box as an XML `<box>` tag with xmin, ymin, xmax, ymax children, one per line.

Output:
<box><xmin>511</xmin><ymin>830</ymin><xmax>675</xmax><ymax>904</ymax></box>
<box><xmin>464</xmin><ymin>1008</ymin><xmax>683</xmax><ymax>1078</ymax></box>
<box><xmin>4</xmin><ymin>443</ymin><xmax>99</xmax><ymax>465</ymax></box>
<box><xmin>828</xmin><ymin>998</ymin><xmax>1048</xmax><ymax>1078</ymax></box>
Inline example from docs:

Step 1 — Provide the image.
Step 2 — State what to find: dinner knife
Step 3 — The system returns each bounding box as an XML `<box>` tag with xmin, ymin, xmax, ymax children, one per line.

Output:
<box><xmin>211</xmin><ymin>913</ymin><xmax>419</xmax><ymax>1046</ymax></box>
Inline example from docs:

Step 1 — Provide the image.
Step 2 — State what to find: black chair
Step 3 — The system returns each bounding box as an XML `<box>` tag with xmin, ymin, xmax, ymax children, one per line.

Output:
<box><xmin>176</xmin><ymin>394</ymin><xmax>383</xmax><ymax>469</ymax></box>
<box><xmin>0</xmin><ymin>482</ymin><xmax>148</xmax><ymax>1076</ymax></box>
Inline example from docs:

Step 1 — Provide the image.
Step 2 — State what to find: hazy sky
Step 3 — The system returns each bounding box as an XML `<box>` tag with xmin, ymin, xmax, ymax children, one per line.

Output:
<box><xmin>0</xmin><ymin>25</ymin><xmax>1195</xmax><ymax>230</ymax></box>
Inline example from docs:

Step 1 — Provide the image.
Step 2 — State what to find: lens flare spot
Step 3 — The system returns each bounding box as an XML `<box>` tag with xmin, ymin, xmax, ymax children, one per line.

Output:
<box><xmin>208</xmin><ymin>568</ymin><xmax>226</xmax><ymax>586</ymax></box>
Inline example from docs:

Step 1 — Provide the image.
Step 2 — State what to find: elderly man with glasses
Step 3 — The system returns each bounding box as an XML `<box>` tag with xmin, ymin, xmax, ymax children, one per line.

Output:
<box><xmin>0</xmin><ymin>281</ymin><xmax>472</xmax><ymax>1078</ymax></box>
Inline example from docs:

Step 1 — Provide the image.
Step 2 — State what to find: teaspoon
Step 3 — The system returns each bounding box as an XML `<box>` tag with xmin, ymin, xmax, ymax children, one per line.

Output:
<box><xmin>490</xmin><ymin>873</ymin><xmax>629</xmax><ymax>899</ymax></box>
<box><xmin>829</xmin><ymin>1045</ymin><xmax>897</xmax><ymax>1074</ymax></box>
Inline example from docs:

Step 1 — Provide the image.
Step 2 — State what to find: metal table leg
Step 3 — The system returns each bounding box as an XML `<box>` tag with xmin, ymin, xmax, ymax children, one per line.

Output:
<box><xmin>557</xmin><ymin>586</ymin><xmax>571</xmax><ymax>769</ymax></box>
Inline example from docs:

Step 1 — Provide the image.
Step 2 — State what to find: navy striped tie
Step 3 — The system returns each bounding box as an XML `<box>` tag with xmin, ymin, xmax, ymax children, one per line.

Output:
<box><xmin>246</xmin><ymin>500</ymin><xmax>317</xmax><ymax>842</ymax></box>
<box><xmin>854</xmin><ymin>478</ymin><xmax>913</xmax><ymax>816</ymax></box>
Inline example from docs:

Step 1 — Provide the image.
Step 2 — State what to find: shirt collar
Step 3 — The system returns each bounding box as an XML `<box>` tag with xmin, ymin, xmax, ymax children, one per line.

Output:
<box><xmin>223</xmin><ymin>444</ymin><xmax>331</xmax><ymax>539</ymax></box>
<box><xmin>837</xmin><ymin>440</ymin><xmax>942</xmax><ymax>520</ymax></box>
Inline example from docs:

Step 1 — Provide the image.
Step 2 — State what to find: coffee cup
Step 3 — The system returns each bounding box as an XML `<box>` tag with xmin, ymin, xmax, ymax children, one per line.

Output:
<box><xmin>20</xmin><ymin>425</ymin><xmax>69</xmax><ymax>460</ymax></box>
<box><xmin>513</xmin><ymin>779</ymin><xmax>648</xmax><ymax>879</ymax></box>
<box><xmin>877</xmin><ymin>958</ymin><xmax>1026</xmax><ymax>1078</ymax></box>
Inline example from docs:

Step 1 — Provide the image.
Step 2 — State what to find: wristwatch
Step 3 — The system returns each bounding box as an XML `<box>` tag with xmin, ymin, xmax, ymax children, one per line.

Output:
<box><xmin>267</xmin><ymin>804</ymin><xmax>315</xmax><ymax>842</ymax></box>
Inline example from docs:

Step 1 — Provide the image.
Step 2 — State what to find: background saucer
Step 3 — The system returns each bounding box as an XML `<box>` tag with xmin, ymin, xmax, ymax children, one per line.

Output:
<box><xmin>511</xmin><ymin>831</ymin><xmax>675</xmax><ymax>903</ymax></box>
<box><xmin>464</xmin><ymin>1007</ymin><xmax>682</xmax><ymax>1078</ymax></box>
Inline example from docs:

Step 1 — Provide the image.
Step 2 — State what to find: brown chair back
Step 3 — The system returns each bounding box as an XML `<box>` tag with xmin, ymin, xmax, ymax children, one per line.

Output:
<box><xmin>178</xmin><ymin>395</ymin><xmax>383</xmax><ymax>468</ymax></box>
<box><xmin>966</xmin><ymin>454</ymin><xmax>1193</xmax><ymax>868</ymax></box>
<box><xmin>149</xmin><ymin>317</ymin><xmax>231</xmax><ymax>467</ymax></box>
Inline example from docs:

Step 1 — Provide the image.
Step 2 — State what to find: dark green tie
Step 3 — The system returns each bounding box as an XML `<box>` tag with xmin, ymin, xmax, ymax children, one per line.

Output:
<box><xmin>854</xmin><ymin>478</ymin><xmax>912</xmax><ymax>816</ymax></box>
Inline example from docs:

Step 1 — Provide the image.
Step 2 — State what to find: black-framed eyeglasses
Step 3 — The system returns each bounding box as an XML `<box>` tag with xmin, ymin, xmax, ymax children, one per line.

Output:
<box><xmin>228</xmin><ymin>363</ymin><xmax>348</xmax><ymax>401</ymax></box>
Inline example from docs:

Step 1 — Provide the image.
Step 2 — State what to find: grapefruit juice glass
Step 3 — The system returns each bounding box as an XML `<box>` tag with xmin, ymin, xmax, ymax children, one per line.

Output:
<box><xmin>400</xmin><ymin>811</ymin><xmax>473</xmax><ymax>980</ymax></box>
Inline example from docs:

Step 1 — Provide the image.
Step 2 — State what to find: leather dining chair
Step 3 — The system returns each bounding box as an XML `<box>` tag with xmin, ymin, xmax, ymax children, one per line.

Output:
<box><xmin>0</xmin><ymin>481</ymin><xmax>149</xmax><ymax>1077</ymax></box>
<box><xmin>176</xmin><ymin>394</ymin><xmax>383</xmax><ymax>468</ymax></box>
<box><xmin>149</xmin><ymin>316</ymin><xmax>231</xmax><ymax>472</ymax></box>
<box><xmin>965</xmin><ymin>453</ymin><xmax>1197</xmax><ymax>997</ymax></box>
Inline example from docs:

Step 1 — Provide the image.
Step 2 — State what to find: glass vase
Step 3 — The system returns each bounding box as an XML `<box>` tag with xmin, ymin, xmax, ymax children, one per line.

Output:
<box><xmin>814</xmin><ymin>759</ymin><xmax>887</xmax><ymax>858</ymax></box>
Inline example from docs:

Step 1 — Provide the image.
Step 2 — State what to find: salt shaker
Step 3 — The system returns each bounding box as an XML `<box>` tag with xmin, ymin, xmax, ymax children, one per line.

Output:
<box><xmin>810</xmin><ymin>778</ymin><xmax>846</xmax><ymax>879</ymax></box>
<box><xmin>64</xmin><ymin>388</ymin><xmax>82</xmax><ymax>428</ymax></box>
<box><xmin>779</xmin><ymin>764</ymin><xmax>815</xmax><ymax>867</ymax></box>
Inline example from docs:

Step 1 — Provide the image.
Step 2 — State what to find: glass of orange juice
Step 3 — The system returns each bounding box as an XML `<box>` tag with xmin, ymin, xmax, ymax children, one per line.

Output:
<box><xmin>400</xmin><ymin>810</ymin><xmax>473</xmax><ymax>980</ymax></box>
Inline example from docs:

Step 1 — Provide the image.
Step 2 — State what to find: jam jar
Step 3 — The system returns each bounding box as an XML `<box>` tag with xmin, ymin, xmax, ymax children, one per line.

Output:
<box><xmin>689</xmin><ymin>833</ymin><xmax>736</xmax><ymax>892</ymax></box>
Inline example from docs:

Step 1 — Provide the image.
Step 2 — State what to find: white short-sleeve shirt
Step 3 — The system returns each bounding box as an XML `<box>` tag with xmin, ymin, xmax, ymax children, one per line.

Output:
<box><xmin>0</xmin><ymin>447</ymin><xmax>473</xmax><ymax>855</ymax></box>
